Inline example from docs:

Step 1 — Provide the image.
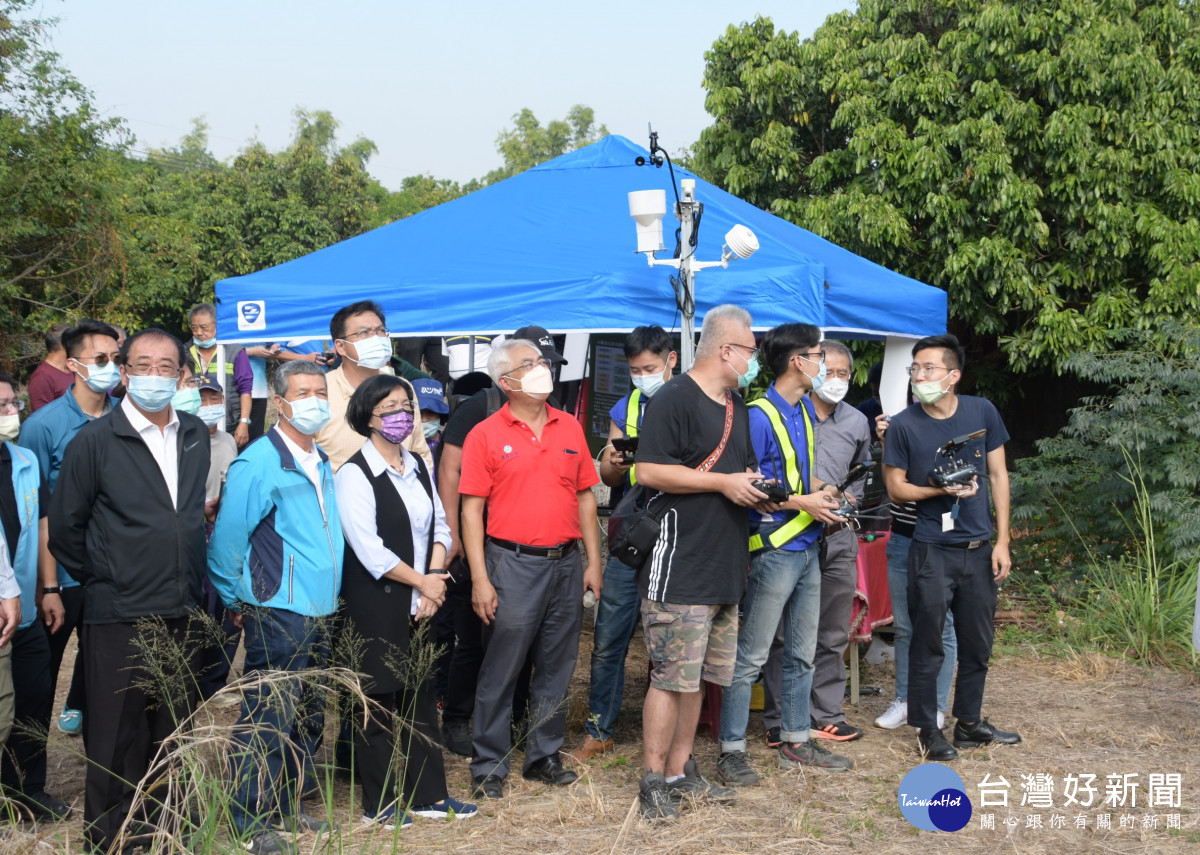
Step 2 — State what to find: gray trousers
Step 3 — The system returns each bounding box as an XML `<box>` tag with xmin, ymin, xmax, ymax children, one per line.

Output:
<box><xmin>811</xmin><ymin>527</ymin><xmax>858</xmax><ymax>725</ymax></box>
<box><xmin>469</xmin><ymin>542</ymin><xmax>583</xmax><ymax>779</ymax></box>
<box><xmin>763</xmin><ymin>528</ymin><xmax>858</xmax><ymax>728</ymax></box>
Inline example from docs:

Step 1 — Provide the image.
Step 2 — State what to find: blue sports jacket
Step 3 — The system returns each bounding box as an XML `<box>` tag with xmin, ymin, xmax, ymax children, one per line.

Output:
<box><xmin>207</xmin><ymin>428</ymin><xmax>343</xmax><ymax>617</ymax></box>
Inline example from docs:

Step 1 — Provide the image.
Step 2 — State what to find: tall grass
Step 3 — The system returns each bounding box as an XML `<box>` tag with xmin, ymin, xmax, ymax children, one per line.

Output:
<box><xmin>1059</xmin><ymin>449</ymin><xmax>1199</xmax><ymax>667</ymax></box>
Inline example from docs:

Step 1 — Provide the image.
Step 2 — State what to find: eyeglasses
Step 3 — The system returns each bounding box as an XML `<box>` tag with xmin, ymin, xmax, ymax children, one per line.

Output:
<box><xmin>190</xmin><ymin>322</ymin><xmax>215</xmax><ymax>335</ymax></box>
<box><xmin>906</xmin><ymin>363</ymin><xmax>954</xmax><ymax>379</ymax></box>
<box><xmin>126</xmin><ymin>364</ymin><xmax>181</xmax><ymax>378</ymax></box>
<box><xmin>343</xmin><ymin>326</ymin><xmax>389</xmax><ymax>342</ymax></box>
<box><xmin>507</xmin><ymin>358</ymin><xmax>550</xmax><ymax>375</ymax></box>
<box><xmin>0</xmin><ymin>399</ymin><xmax>25</xmax><ymax>415</ymax></box>
<box><xmin>178</xmin><ymin>377</ymin><xmax>199</xmax><ymax>389</ymax></box>
<box><xmin>825</xmin><ymin>368</ymin><xmax>852</xmax><ymax>381</ymax></box>
<box><xmin>726</xmin><ymin>342</ymin><xmax>760</xmax><ymax>359</ymax></box>
<box><xmin>797</xmin><ymin>350</ymin><xmax>826</xmax><ymax>364</ymax></box>
<box><xmin>374</xmin><ymin>404</ymin><xmax>415</xmax><ymax>417</ymax></box>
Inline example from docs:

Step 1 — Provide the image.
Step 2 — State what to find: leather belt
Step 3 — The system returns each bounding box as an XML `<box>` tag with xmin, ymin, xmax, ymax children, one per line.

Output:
<box><xmin>823</xmin><ymin>522</ymin><xmax>852</xmax><ymax>536</ymax></box>
<box><xmin>944</xmin><ymin>540</ymin><xmax>986</xmax><ymax>549</ymax></box>
<box><xmin>488</xmin><ymin>537</ymin><xmax>578</xmax><ymax>559</ymax></box>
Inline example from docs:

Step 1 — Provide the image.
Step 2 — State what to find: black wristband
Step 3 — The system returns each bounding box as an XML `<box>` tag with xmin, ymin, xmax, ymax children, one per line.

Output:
<box><xmin>42</xmin><ymin>586</ymin><xmax>62</xmax><ymax>595</ymax></box>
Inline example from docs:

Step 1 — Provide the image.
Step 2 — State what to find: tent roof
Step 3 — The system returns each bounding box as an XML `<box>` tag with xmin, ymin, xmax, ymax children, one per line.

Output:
<box><xmin>215</xmin><ymin>135</ymin><xmax>945</xmax><ymax>343</ymax></box>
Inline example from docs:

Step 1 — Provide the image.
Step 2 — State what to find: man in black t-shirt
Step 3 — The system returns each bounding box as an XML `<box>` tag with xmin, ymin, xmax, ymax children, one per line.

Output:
<box><xmin>633</xmin><ymin>305</ymin><xmax>771</xmax><ymax>820</ymax></box>
<box><xmin>882</xmin><ymin>334</ymin><xmax>1021</xmax><ymax>762</ymax></box>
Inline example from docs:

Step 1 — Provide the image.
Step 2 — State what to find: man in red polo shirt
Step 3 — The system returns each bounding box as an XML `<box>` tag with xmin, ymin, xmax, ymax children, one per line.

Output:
<box><xmin>460</xmin><ymin>338</ymin><xmax>602</xmax><ymax>800</ymax></box>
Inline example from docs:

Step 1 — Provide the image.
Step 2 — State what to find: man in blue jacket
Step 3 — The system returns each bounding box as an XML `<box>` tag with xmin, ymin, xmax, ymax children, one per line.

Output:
<box><xmin>208</xmin><ymin>360</ymin><xmax>343</xmax><ymax>855</ymax></box>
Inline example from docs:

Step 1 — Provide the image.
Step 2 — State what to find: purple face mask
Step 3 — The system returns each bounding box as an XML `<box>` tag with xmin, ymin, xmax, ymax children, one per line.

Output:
<box><xmin>378</xmin><ymin>410</ymin><xmax>415</xmax><ymax>445</ymax></box>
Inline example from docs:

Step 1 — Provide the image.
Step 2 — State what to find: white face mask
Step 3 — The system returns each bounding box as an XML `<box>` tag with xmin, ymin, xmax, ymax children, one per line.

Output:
<box><xmin>631</xmin><ymin>369</ymin><xmax>667</xmax><ymax>398</ymax></box>
<box><xmin>509</xmin><ymin>364</ymin><xmax>554</xmax><ymax>400</ymax></box>
<box><xmin>345</xmin><ymin>335</ymin><xmax>392</xmax><ymax>370</ymax></box>
<box><xmin>814</xmin><ymin>377</ymin><xmax>849</xmax><ymax>405</ymax></box>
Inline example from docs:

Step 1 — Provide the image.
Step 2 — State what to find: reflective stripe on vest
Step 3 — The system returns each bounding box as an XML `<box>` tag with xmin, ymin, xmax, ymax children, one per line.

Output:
<box><xmin>625</xmin><ymin>389</ymin><xmax>642</xmax><ymax>485</ymax></box>
<box><xmin>190</xmin><ymin>344</ymin><xmax>235</xmax><ymax>376</ymax></box>
<box><xmin>747</xmin><ymin>397</ymin><xmax>817</xmax><ymax>552</ymax></box>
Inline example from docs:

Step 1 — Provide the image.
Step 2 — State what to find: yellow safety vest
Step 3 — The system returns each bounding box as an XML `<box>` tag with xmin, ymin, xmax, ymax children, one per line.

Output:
<box><xmin>189</xmin><ymin>343</ymin><xmax>236</xmax><ymax>378</ymax></box>
<box><xmin>624</xmin><ymin>389</ymin><xmax>643</xmax><ymax>485</ymax></box>
<box><xmin>747</xmin><ymin>397</ymin><xmax>818</xmax><ymax>552</ymax></box>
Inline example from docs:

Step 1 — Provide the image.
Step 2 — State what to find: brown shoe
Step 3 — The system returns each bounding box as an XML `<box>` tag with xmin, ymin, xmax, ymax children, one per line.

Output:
<box><xmin>567</xmin><ymin>735</ymin><xmax>614</xmax><ymax>765</ymax></box>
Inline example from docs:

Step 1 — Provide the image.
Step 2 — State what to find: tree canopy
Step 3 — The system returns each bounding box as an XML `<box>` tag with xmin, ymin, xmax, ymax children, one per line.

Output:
<box><xmin>693</xmin><ymin>1</ymin><xmax>1200</xmax><ymax>375</ymax></box>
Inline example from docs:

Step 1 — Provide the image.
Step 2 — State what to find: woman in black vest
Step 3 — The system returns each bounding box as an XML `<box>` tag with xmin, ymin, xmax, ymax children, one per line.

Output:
<box><xmin>334</xmin><ymin>374</ymin><xmax>477</xmax><ymax>828</ymax></box>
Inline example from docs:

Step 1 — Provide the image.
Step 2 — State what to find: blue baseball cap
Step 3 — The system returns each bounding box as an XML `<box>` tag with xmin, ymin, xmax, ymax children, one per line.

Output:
<box><xmin>415</xmin><ymin>379</ymin><xmax>448</xmax><ymax>415</ymax></box>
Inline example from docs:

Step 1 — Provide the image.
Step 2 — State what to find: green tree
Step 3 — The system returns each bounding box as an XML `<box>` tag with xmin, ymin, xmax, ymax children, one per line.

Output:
<box><xmin>694</xmin><ymin>2</ymin><xmax>1200</xmax><ymax>377</ymax></box>
<box><xmin>486</xmin><ymin>104</ymin><xmax>608</xmax><ymax>183</ymax></box>
<box><xmin>0</xmin><ymin>1</ymin><xmax>127</xmax><ymax>366</ymax></box>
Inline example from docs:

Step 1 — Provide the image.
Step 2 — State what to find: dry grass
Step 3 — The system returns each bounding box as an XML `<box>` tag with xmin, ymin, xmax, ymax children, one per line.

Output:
<box><xmin>19</xmin><ymin>619</ymin><xmax>1200</xmax><ymax>854</ymax></box>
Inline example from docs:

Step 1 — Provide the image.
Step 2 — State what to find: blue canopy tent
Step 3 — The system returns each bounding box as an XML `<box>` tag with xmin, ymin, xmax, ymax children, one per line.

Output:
<box><xmin>215</xmin><ymin>135</ymin><xmax>945</xmax><ymax>348</ymax></box>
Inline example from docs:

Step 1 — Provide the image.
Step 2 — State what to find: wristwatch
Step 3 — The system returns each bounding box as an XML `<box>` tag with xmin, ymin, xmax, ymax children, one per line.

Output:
<box><xmin>42</xmin><ymin>586</ymin><xmax>62</xmax><ymax>595</ymax></box>
<box><xmin>240</xmin><ymin>417</ymin><xmax>251</xmax><ymax>425</ymax></box>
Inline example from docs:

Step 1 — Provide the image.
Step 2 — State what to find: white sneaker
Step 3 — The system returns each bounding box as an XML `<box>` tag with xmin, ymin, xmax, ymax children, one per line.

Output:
<box><xmin>874</xmin><ymin>698</ymin><xmax>907</xmax><ymax>729</ymax></box>
<box><xmin>937</xmin><ymin>710</ymin><xmax>946</xmax><ymax>729</ymax></box>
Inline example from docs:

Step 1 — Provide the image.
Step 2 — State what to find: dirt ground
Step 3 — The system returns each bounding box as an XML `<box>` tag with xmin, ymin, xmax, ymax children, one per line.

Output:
<box><xmin>23</xmin><ymin>612</ymin><xmax>1200</xmax><ymax>854</ymax></box>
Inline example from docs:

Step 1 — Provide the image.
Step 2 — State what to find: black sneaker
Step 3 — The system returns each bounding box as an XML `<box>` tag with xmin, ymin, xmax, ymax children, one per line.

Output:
<box><xmin>953</xmin><ymin>718</ymin><xmax>1022</xmax><ymax>748</ymax></box>
<box><xmin>715</xmin><ymin>751</ymin><xmax>760</xmax><ymax>787</ymax></box>
<box><xmin>666</xmin><ymin>757</ymin><xmax>737</xmax><ymax>804</ymax></box>
<box><xmin>441</xmin><ymin>718</ymin><xmax>472</xmax><ymax>757</ymax></box>
<box><xmin>522</xmin><ymin>754</ymin><xmax>578</xmax><ymax>786</ymax></box>
<box><xmin>274</xmin><ymin>811</ymin><xmax>336</xmax><ymax>835</ymax></box>
<box><xmin>638</xmin><ymin>772</ymin><xmax>679</xmax><ymax>821</ymax></box>
<box><xmin>917</xmin><ymin>727</ymin><xmax>959</xmax><ymax>761</ymax></box>
<box><xmin>471</xmin><ymin>774</ymin><xmax>505</xmax><ymax>799</ymax></box>
<box><xmin>764</xmin><ymin>726</ymin><xmax>783</xmax><ymax>748</ymax></box>
<box><xmin>779</xmin><ymin>740</ymin><xmax>853</xmax><ymax>771</ymax></box>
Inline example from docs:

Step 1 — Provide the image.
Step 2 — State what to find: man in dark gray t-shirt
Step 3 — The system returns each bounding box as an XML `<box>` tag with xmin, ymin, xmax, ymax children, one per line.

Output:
<box><xmin>882</xmin><ymin>334</ymin><xmax>1021</xmax><ymax>763</ymax></box>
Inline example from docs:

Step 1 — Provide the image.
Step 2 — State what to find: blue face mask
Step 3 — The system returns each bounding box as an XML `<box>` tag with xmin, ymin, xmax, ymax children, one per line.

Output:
<box><xmin>284</xmin><ymin>396</ymin><xmax>331</xmax><ymax>435</ymax></box>
<box><xmin>75</xmin><ymin>360</ymin><xmax>121</xmax><ymax>394</ymax></box>
<box><xmin>198</xmin><ymin>404</ymin><xmax>225</xmax><ymax>427</ymax></box>
<box><xmin>126</xmin><ymin>374</ymin><xmax>178</xmax><ymax>413</ymax></box>
<box><xmin>172</xmin><ymin>387</ymin><xmax>202</xmax><ymax>415</ymax></box>
<box><xmin>194</xmin><ymin>337</ymin><xmax>217</xmax><ymax>349</ymax></box>
<box><xmin>799</xmin><ymin>354</ymin><xmax>827</xmax><ymax>391</ymax></box>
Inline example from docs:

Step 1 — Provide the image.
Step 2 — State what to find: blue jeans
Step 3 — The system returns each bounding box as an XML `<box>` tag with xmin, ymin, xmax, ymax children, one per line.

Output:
<box><xmin>887</xmin><ymin>533</ymin><xmax>956</xmax><ymax>711</ymax></box>
<box><xmin>230</xmin><ymin>608</ymin><xmax>327</xmax><ymax>835</ymax></box>
<box><xmin>719</xmin><ymin>543</ymin><xmax>821</xmax><ymax>751</ymax></box>
<box><xmin>584</xmin><ymin>556</ymin><xmax>641</xmax><ymax>741</ymax></box>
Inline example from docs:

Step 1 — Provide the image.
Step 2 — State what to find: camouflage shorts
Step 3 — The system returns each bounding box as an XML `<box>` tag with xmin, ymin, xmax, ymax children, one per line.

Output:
<box><xmin>640</xmin><ymin>599</ymin><xmax>738</xmax><ymax>693</ymax></box>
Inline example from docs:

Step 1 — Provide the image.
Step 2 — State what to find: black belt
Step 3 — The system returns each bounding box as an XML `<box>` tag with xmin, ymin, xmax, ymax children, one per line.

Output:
<box><xmin>823</xmin><ymin>522</ymin><xmax>852</xmax><ymax>536</ymax></box>
<box><xmin>488</xmin><ymin>537</ymin><xmax>577</xmax><ymax>559</ymax></box>
<box><xmin>944</xmin><ymin>539</ymin><xmax>986</xmax><ymax>549</ymax></box>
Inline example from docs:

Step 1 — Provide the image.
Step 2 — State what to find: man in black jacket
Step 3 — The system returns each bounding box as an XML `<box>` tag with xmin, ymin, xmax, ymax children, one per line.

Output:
<box><xmin>49</xmin><ymin>329</ymin><xmax>210</xmax><ymax>853</ymax></box>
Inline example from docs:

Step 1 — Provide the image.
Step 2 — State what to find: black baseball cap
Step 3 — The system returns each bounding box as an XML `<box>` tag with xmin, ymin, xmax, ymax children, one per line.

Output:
<box><xmin>512</xmin><ymin>325</ymin><xmax>567</xmax><ymax>365</ymax></box>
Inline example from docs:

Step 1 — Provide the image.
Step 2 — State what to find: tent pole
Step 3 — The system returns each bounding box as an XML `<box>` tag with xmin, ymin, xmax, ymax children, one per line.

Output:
<box><xmin>678</xmin><ymin>182</ymin><xmax>697</xmax><ymax>371</ymax></box>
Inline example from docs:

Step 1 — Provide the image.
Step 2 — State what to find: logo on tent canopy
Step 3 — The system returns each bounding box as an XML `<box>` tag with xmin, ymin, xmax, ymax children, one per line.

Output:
<box><xmin>238</xmin><ymin>301</ymin><xmax>266</xmax><ymax>331</ymax></box>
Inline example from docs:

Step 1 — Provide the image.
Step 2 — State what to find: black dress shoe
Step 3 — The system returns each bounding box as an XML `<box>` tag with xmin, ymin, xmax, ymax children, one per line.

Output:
<box><xmin>522</xmin><ymin>754</ymin><xmax>578</xmax><ymax>786</ymax></box>
<box><xmin>917</xmin><ymin>728</ymin><xmax>959</xmax><ymax>761</ymax></box>
<box><xmin>21</xmin><ymin>790</ymin><xmax>72</xmax><ymax>821</ymax></box>
<box><xmin>953</xmin><ymin>718</ymin><xmax>1022</xmax><ymax>748</ymax></box>
<box><xmin>471</xmin><ymin>774</ymin><xmax>505</xmax><ymax>799</ymax></box>
<box><xmin>442</xmin><ymin>718</ymin><xmax>472</xmax><ymax>757</ymax></box>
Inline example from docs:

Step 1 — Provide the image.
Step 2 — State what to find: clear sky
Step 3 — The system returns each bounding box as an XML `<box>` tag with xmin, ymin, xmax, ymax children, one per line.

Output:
<box><xmin>44</xmin><ymin>0</ymin><xmax>855</xmax><ymax>189</ymax></box>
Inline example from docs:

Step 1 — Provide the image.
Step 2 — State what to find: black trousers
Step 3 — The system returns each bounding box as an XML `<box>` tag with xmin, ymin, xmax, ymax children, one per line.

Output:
<box><xmin>0</xmin><ymin>622</ymin><xmax>52</xmax><ymax>796</ymax></box>
<box><xmin>46</xmin><ymin>585</ymin><xmax>86</xmax><ymax>713</ymax></box>
<box><xmin>907</xmin><ymin>541</ymin><xmax>997</xmax><ymax>730</ymax></box>
<box><xmin>356</xmin><ymin>624</ymin><xmax>447</xmax><ymax>813</ymax></box>
<box><xmin>82</xmin><ymin>619</ymin><xmax>199</xmax><ymax>851</ymax></box>
<box><xmin>248</xmin><ymin>398</ymin><xmax>268</xmax><ymax>443</ymax></box>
